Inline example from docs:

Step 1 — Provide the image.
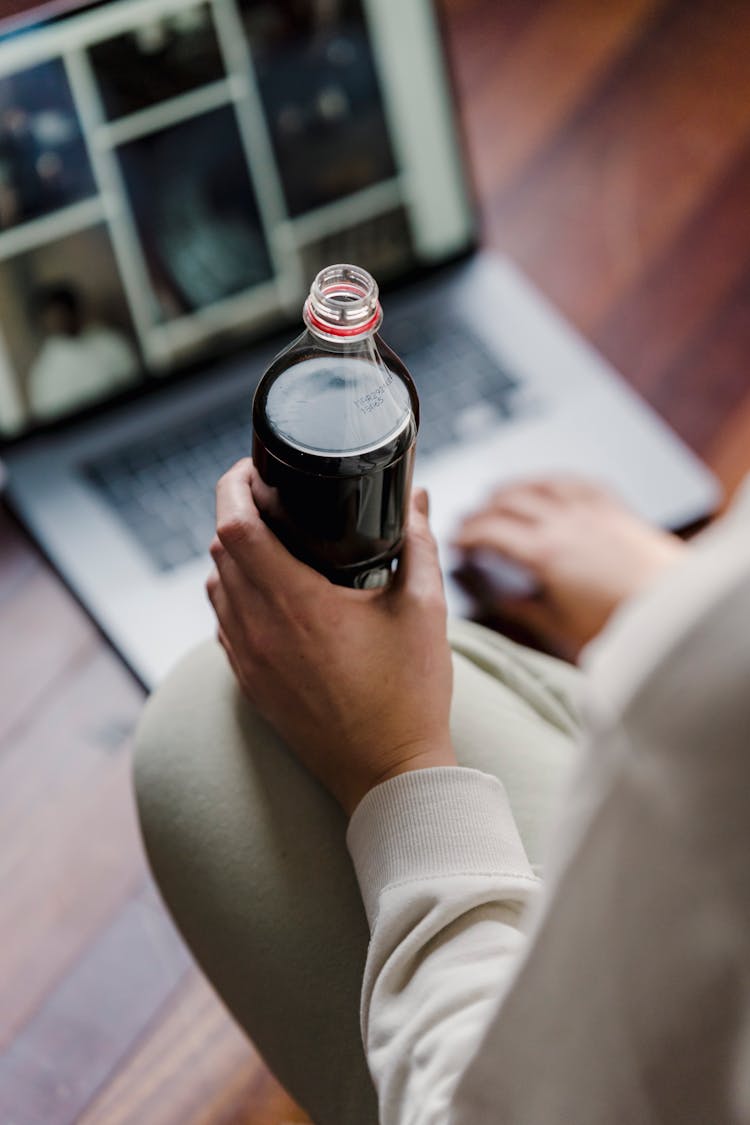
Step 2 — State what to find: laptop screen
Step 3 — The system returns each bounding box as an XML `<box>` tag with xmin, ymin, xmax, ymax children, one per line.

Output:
<box><xmin>0</xmin><ymin>0</ymin><xmax>474</xmax><ymax>439</ymax></box>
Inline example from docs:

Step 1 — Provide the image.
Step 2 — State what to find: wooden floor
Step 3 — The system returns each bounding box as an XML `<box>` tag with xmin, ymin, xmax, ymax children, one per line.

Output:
<box><xmin>2</xmin><ymin>1</ymin><xmax>750</xmax><ymax>1121</ymax></box>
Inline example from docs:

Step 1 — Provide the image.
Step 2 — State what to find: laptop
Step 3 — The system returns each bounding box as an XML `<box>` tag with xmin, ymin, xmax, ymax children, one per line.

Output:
<box><xmin>0</xmin><ymin>0</ymin><xmax>719</xmax><ymax>688</ymax></box>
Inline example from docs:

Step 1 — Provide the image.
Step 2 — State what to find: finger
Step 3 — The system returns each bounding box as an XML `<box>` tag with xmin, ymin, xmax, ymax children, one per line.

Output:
<box><xmin>527</xmin><ymin>476</ymin><xmax>610</xmax><ymax>504</ymax></box>
<box><xmin>215</xmin><ymin>458</ymin><xmax>269</xmax><ymax>557</ymax></box>
<box><xmin>206</xmin><ymin>566</ymin><xmax>241</xmax><ymax>643</ymax></box>
<box><xmin>413</xmin><ymin>487</ymin><xmax>429</xmax><ymax>518</ymax></box>
<box><xmin>217</xmin><ymin>626</ymin><xmax>244</xmax><ymax>688</ymax></box>
<box><xmin>210</xmin><ymin>535</ymin><xmax>257</xmax><ymax>609</ymax></box>
<box><xmin>209</xmin><ymin>567</ymin><xmax>264</xmax><ymax>694</ymax></box>
<box><xmin>486</xmin><ymin>483</ymin><xmax>557</xmax><ymax>523</ymax></box>
<box><xmin>454</xmin><ymin>513</ymin><xmax>542</xmax><ymax>569</ymax></box>
<box><xmin>206</xmin><ymin>564</ymin><xmax>221</xmax><ymax>606</ymax></box>
<box><xmin>393</xmin><ymin>488</ymin><xmax>444</xmax><ymax>603</ymax></box>
<box><xmin>215</xmin><ymin>459</ymin><xmax>320</xmax><ymax>592</ymax></box>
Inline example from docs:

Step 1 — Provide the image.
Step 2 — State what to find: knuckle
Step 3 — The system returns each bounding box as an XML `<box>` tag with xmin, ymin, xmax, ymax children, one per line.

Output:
<box><xmin>238</xmin><ymin>623</ymin><xmax>271</xmax><ymax>668</ymax></box>
<box><xmin>251</xmin><ymin>640</ymin><xmax>272</xmax><ymax>669</ymax></box>
<box><xmin>209</xmin><ymin>536</ymin><xmax>225</xmax><ymax>561</ymax></box>
<box><xmin>216</xmin><ymin>515</ymin><xmax>249</xmax><ymax>550</ymax></box>
<box><xmin>409</xmin><ymin>580</ymin><xmax>446</xmax><ymax>615</ymax></box>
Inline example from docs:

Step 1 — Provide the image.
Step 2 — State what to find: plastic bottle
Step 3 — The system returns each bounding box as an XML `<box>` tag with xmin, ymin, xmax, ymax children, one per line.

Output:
<box><xmin>252</xmin><ymin>263</ymin><xmax>419</xmax><ymax>588</ymax></box>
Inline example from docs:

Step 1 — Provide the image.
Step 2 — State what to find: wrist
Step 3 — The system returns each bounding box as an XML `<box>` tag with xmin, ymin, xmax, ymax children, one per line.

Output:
<box><xmin>342</xmin><ymin>736</ymin><xmax>457</xmax><ymax>818</ymax></box>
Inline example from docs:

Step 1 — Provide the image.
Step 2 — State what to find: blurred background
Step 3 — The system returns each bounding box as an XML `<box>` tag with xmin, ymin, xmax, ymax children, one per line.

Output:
<box><xmin>1</xmin><ymin>0</ymin><xmax>749</xmax><ymax>1122</ymax></box>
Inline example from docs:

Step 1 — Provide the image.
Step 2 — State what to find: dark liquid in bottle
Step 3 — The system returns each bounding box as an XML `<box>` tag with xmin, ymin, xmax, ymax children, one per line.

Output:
<box><xmin>253</xmin><ymin>338</ymin><xmax>418</xmax><ymax>587</ymax></box>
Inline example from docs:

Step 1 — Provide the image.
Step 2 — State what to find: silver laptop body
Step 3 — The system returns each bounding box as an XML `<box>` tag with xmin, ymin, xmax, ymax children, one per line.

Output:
<box><xmin>0</xmin><ymin>0</ymin><xmax>719</xmax><ymax>687</ymax></box>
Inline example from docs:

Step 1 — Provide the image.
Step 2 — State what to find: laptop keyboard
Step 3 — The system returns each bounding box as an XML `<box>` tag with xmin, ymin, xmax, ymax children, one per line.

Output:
<box><xmin>386</xmin><ymin>314</ymin><xmax>521</xmax><ymax>457</ymax></box>
<box><xmin>85</xmin><ymin>315</ymin><xmax>525</xmax><ymax>572</ymax></box>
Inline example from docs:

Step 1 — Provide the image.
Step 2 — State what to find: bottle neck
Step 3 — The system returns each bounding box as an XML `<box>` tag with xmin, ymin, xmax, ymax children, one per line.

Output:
<box><xmin>303</xmin><ymin>263</ymin><xmax>383</xmax><ymax>342</ymax></box>
<box><xmin>303</xmin><ymin>304</ymin><xmax>382</xmax><ymax>344</ymax></box>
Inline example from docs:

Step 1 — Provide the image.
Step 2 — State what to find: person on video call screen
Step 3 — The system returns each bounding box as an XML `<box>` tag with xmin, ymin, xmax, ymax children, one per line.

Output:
<box><xmin>28</xmin><ymin>283</ymin><xmax>139</xmax><ymax>421</ymax></box>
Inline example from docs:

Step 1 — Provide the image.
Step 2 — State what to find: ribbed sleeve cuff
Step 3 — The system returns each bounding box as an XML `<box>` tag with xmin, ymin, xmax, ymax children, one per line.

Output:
<box><xmin>346</xmin><ymin>767</ymin><xmax>535</xmax><ymax>925</ymax></box>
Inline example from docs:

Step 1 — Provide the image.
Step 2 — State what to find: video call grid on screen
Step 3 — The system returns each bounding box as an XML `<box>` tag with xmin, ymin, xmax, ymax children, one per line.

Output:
<box><xmin>0</xmin><ymin>0</ymin><xmax>472</xmax><ymax>436</ymax></box>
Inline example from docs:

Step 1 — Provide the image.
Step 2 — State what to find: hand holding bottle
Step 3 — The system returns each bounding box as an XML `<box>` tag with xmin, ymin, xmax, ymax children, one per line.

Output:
<box><xmin>207</xmin><ymin>458</ymin><xmax>456</xmax><ymax>817</ymax></box>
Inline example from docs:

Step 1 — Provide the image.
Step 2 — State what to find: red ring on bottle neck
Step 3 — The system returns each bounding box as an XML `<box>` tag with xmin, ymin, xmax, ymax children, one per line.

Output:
<box><xmin>304</xmin><ymin>297</ymin><xmax>382</xmax><ymax>338</ymax></box>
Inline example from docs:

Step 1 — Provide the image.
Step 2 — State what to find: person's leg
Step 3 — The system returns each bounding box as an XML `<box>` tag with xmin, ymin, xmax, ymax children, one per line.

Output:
<box><xmin>447</xmin><ymin>618</ymin><xmax>582</xmax><ymax>874</ymax></box>
<box><xmin>135</xmin><ymin>639</ymin><xmax>377</xmax><ymax>1125</ymax></box>
<box><xmin>134</xmin><ymin>623</ymin><xmax>582</xmax><ymax>1125</ymax></box>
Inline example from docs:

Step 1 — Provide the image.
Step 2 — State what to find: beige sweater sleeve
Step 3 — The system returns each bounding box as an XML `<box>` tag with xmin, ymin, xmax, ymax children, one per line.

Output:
<box><xmin>347</xmin><ymin>483</ymin><xmax>750</xmax><ymax>1125</ymax></box>
<box><xmin>347</xmin><ymin>768</ymin><xmax>540</xmax><ymax>1122</ymax></box>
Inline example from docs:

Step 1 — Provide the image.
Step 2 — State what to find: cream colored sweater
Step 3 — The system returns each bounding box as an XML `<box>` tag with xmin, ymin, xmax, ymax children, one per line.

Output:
<box><xmin>347</xmin><ymin>483</ymin><xmax>750</xmax><ymax>1125</ymax></box>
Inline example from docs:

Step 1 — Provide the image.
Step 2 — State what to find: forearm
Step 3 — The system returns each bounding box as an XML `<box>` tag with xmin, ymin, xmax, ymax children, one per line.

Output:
<box><xmin>347</xmin><ymin>479</ymin><xmax>750</xmax><ymax>1125</ymax></box>
<box><xmin>347</xmin><ymin>767</ymin><xmax>539</xmax><ymax>1125</ymax></box>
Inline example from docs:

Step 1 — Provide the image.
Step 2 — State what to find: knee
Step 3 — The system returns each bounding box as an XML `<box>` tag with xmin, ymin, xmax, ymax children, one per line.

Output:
<box><xmin>133</xmin><ymin>640</ymin><xmax>318</xmax><ymax>897</ymax></box>
<box><xmin>133</xmin><ymin>640</ymin><xmax>237</xmax><ymax>885</ymax></box>
<box><xmin>132</xmin><ymin>640</ymin><xmax>348</xmax><ymax>967</ymax></box>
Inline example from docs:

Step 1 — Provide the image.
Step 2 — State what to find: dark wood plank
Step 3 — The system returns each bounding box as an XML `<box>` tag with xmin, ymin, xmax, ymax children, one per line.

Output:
<box><xmin>0</xmin><ymin>507</ymin><xmax>39</xmax><ymax>605</ymax></box>
<box><xmin>482</xmin><ymin>0</ymin><xmax>750</xmax><ymax>331</ymax></box>
<box><xmin>0</xmin><ymin>886</ymin><xmax>190</xmax><ymax>1125</ymax></box>
<box><xmin>593</xmin><ymin>140</ymin><xmax>750</xmax><ymax>402</ymax></box>
<box><xmin>439</xmin><ymin>0</ymin><xmax>548</xmax><ymax>101</ymax></box>
<box><xmin>0</xmin><ymin>544</ymin><xmax>98</xmax><ymax>748</ymax></box>
<box><xmin>649</xmin><ymin>263</ymin><xmax>750</xmax><ymax>457</ymax></box>
<box><xmin>0</xmin><ymin>1</ymin><xmax>34</xmax><ymax>22</ymax></box>
<box><xmin>78</xmin><ymin>970</ymin><xmax>311</xmax><ymax>1125</ymax></box>
<box><xmin>0</xmin><ymin>647</ymin><xmax>144</xmax><ymax>1040</ymax></box>
<box><xmin>455</xmin><ymin>0</ymin><xmax>665</xmax><ymax>203</ymax></box>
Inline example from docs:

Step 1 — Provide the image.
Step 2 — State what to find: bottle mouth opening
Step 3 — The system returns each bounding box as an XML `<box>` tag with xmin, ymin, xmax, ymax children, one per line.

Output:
<box><xmin>304</xmin><ymin>263</ymin><xmax>383</xmax><ymax>338</ymax></box>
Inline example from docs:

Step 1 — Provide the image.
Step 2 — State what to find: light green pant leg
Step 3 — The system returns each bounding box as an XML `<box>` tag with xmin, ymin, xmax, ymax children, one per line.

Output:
<box><xmin>133</xmin><ymin>620</ymin><xmax>582</xmax><ymax>1125</ymax></box>
<box><xmin>447</xmin><ymin>619</ymin><xmax>582</xmax><ymax>875</ymax></box>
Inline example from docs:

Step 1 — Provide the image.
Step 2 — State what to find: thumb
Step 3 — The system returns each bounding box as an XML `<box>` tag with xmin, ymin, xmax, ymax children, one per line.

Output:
<box><xmin>393</xmin><ymin>489</ymin><xmax>444</xmax><ymax>601</ymax></box>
